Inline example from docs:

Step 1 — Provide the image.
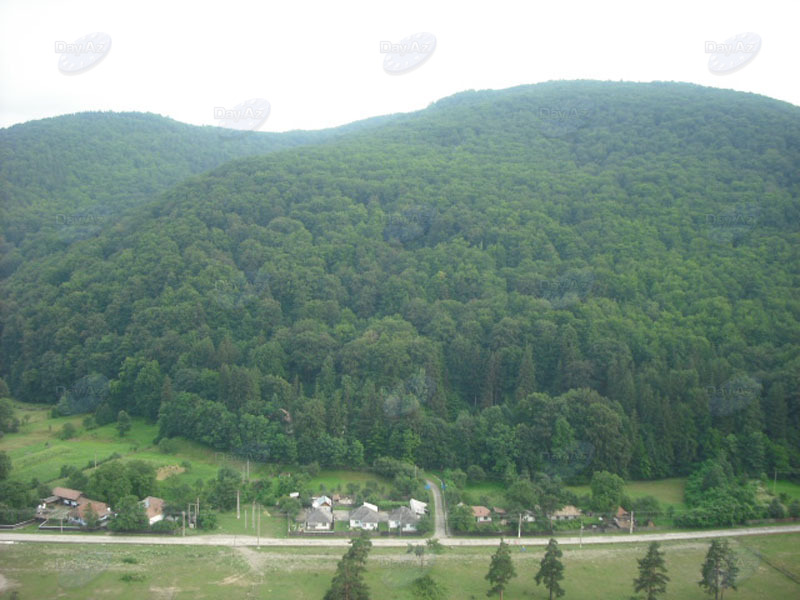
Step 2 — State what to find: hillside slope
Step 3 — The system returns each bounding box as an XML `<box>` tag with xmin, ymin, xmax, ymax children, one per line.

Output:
<box><xmin>1</xmin><ymin>81</ymin><xmax>798</xmax><ymax>481</ymax></box>
<box><xmin>0</xmin><ymin>110</ymin><xmax>396</xmax><ymax>271</ymax></box>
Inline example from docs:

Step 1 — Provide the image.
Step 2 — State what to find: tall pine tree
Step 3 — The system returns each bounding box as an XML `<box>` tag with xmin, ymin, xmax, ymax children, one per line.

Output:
<box><xmin>324</xmin><ymin>532</ymin><xmax>373</xmax><ymax>600</ymax></box>
<box><xmin>535</xmin><ymin>538</ymin><xmax>565</xmax><ymax>600</ymax></box>
<box><xmin>486</xmin><ymin>539</ymin><xmax>516</xmax><ymax>599</ymax></box>
<box><xmin>633</xmin><ymin>542</ymin><xmax>669</xmax><ymax>600</ymax></box>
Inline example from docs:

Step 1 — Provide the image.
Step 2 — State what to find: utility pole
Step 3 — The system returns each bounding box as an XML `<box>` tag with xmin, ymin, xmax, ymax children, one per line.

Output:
<box><xmin>182</xmin><ymin>510</ymin><xmax>186</xmax><ymax>536</ymax></box>
<box><xmin>237</xmin><ymin>489</ymin><xmax>240</xmax><ymax>519</ymax></box>
<box><xmin>518</xmin><ymin>513</ymin><xmax>522</xmax><ymax>538</ymax></box>
<box><xmin>630</xmin><ymin>510</ymin><xmax>634</xmax><ymax>534</ymax></box>
<box><xmin>252</xmin><ymin>501</ymin><xmax>255</xmax><ymax>530</ymax></box>
<box><xmin>244</xmin><ymin>506</ymin><xmax>248</xmax><ymax>529</ymax></box>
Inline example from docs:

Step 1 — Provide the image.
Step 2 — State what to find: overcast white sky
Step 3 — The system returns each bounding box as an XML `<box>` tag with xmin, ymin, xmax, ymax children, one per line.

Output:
<box><xmin>1</xmin><ymin>0</ymin><xmax>797</xmax><ymax>132</ymax></box>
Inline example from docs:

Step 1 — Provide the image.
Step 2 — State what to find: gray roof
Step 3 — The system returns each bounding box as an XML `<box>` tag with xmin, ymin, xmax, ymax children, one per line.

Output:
<box><xmin>388</xmin><ymin>505</ymin><xmax>419</xmax><ymax>525</ymax></box>
<box><xmin>306</xmin><ymin>507</ymin><xmax>333</xmax><ymax>525</ymax></box>
<box><xmin>350</xmin><ymin>505</ymin><xmax>379</xmax><ymax>523</ymax></box>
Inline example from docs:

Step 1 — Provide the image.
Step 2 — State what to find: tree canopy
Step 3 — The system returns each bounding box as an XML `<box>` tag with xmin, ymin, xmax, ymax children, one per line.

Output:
<box><xmin>1</xmin><ymin>81</ymin><xmax>799</xmax><ymax>485</ymax></box>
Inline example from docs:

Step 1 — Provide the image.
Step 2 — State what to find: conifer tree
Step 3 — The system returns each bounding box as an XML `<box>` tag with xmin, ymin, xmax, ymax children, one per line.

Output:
<box><xmin>633</xmin><ymin>542</ymin><xmax>669</xmax><ymax>600</ymax></box>
<box><xmin>486</xmin><ymin>539</ymin><xmax>516</xmax><ymax>599</ymax></box>
<box><xmin>535</xmin><ymin>538</ymin><xmax>565</xmax><ymax>600</ymax></box>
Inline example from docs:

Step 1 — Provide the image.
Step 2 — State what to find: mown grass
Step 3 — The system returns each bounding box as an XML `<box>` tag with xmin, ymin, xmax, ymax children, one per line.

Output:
<box><xmin>565</xmin><ymin>477</ymin><xmax>688</xmax><ymax>509</ymax></box>
<box><xmin>0</xmin><ymin>533</ymin><xmax>798</xmax><ymax>599</ymax></box>
<box><xmin>307</xmin><ymin>469</ymin><xmax>391</xmax><ymax>494</ymax></box>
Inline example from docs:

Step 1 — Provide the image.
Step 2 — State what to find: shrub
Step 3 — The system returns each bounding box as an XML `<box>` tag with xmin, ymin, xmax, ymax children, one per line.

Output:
<box><xmin>57</xmin><ymin>422</ymin><xmax>77</xmax><ymax>440</ymax></box>
<box><xmin>768</xmin><ymin>497</ymin><xmax>786</xmax><ymax>519</ymax></box>
<box><xmin>121</xmin><ymin>557</ymin><xmax>138</xmax><ymax>564</ymax></box>
<box><xmin>444</xmin><ymin>468</ymin><xmax>466</xmax><ymax>489</ymax></box>
<box><xmin>789</xmin><ymin>500</ymin><xmax>800</xmax><ymax>519</ymax></box>
<box><xmin>300</xmin><ymin>461</ymin><xmax>320</xmax><ymax>477</ymax></box>
<box><xmin>152</xmin><ymin>519</ymin><xmax>178</xmax><ymax>533</ymax></box>
<box><xmin>466</xmin><ymin>465</ymin><xmax>485</xmax><ymax>483</ymax></box>
<box><xmin>158</xmin><ymin>437</ymin><xmax>179</xmax><ymax>454</ymax></box>
<box><xmin>196</xmin><ymin>510</ymin><xmax>218</xmax><ymax>530</ymax></box>
<box><xmin>120</xmin><ymin>573</ymin><xmax>145</xmax><ymax>582</ymax></box>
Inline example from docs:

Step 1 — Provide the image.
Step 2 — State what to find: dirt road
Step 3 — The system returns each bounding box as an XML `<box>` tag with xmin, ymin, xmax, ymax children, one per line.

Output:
<box><xmin>425</xmin><ymin>477</ymin><xmax>447</xmax><ymax>538</ymax></box>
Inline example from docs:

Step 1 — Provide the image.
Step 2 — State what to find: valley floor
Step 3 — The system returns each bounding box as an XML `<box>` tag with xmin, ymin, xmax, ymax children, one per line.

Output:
<box><xmin>1</xmin><ymin>533</ymin><xmax>798</xmax><ymax>599</ymax></box>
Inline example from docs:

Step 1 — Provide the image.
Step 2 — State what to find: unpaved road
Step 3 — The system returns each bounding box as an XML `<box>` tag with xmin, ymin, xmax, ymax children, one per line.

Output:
<box><xmin>1</xmin><ymin>525</ymin><xmax>799</xmax><ymax>548</ymax></box>
<box><xmin>425</xmin><ymin>477</ymin><xmax>447</xmax><ymax>538</ymax></box>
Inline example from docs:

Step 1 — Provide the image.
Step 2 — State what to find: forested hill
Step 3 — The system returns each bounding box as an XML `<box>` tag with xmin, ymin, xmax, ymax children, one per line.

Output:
<box><xmin>2</xmin><ymin>81</ymin><xmax>799</xmax><ymax>483</ymax></box>
<box><xmin>0</xmin><ymin>110</ymin><xmax>396</xmax><ymax>271</ymax></box>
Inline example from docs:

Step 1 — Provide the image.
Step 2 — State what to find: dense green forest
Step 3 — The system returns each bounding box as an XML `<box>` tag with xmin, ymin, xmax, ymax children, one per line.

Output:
<box><xmin>0</xmin><ymin>109</ymin><xmax>395</xmax><ymax>271</ymax></box>
<box><xmin>2</xmin><ymin>81</ymin><xmax>799</xmax><ymax>486</ymax></box>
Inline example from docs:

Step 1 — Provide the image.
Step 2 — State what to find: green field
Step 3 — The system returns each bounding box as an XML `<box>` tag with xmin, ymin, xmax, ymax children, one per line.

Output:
<box><xmin>307</xmin><ymin>469</ymin><xmax>392</xmax><ymax>495</ymax></box>
<box><xmin>0</xmin><ymin>401</ymin><xmax>258</xmax><ymax>491</ymax></box>
<box><xmin>1</xmin><ymin>534</ymin><xmax>798</xmax><ymax>599</ymax></box>
<box><xmin>566</xmin><ymin>477</ymin><xmax>688</xmax><ymax>509</ymax></box>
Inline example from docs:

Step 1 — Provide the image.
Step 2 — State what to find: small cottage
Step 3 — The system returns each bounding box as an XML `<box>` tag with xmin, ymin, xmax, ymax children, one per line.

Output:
<box><xmin>553</xmin><ymin>505</ymin><xmax>582</xmax><ymax>521</ymax></box>
<box><xmin>349</xmin><ymin>503</ymin><xmax>379</xmax><ymax>530</ymax></box>
<box><xmin>305</xmin><ymin>507</ymin><xmax>333</xmax><ymax>531</ymax></box>
<box><xmin>472</xmin><ymin>505</ymin><xmax>492</xmax><ymax>523</ymax></box>
<box><xmin>388</xmin><ymin>506</ymin><xmax>419</xmax><ymax>532</ymax></box>
<box><xmin>140</xmin><ymin>496</ymin><xmax>165</xmax><ymax>525</ymax></box>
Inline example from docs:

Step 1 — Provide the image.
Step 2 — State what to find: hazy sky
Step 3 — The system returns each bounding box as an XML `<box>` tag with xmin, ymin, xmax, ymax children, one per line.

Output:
<box><xmin>1</xmin><ymin>0</ymin><xmax>797</xmax><ymax>132</ymax></box>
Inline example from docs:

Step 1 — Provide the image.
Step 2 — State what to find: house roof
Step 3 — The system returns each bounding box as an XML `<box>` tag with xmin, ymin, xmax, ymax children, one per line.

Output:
<box><xmin>72</xmin><ymin>498</ymin><xmax>111</xmax><ymax>520</ymax></box>
<box><xmin>141</xmin><ymin>496</ymin><xmax>165</xmax><ymax>521</ymax></box>
<box><xmin>350</xmin><ymin>505</ymin><xmax>379</xmax><ymax>523</ymax></box>
<box><xmin>312</xmin><ymin>495</ymin><xmax>332</xmax><ymax>509</ymax></box>
<box><xmin>389</xmin><ymin>506</ymin><xmax>419</xmax><ymax>525</ymax></box>
<box><xmin>306</xmin><ymin>507</ymin><xmax>333</xmax><ymax>525</ymax></box>
<box><xmin>492</xmin><ymin>507</ymin><xmax>507</xmax><ymax>515</ymax></box>
<box><xmin>616</xmin><ymin>506</ymin><xmax>629</xmax><ymax>518</ymax></box>
<box><xmin>52</xmin><ymin>487</ymin><xmax>83</xmax><ymax>501</ymax></box>
<box><xmin>553</xmin><ymin>505</ymin><xmax>582</xmax><ymax>517</ymax></box>
<box><xmin>472</xmin><ymin>505</ymin><xmax>491</xmax><ymax>518</ymax></box>
<box><xmin>409</xmin><ymin>498</ymin><xmax>427</xmax><ymax>514</ymax></box>
<box><xmin>362</xmin><ymin>502</ymin><xmax>378</xmax><ymax>512</ymax></box>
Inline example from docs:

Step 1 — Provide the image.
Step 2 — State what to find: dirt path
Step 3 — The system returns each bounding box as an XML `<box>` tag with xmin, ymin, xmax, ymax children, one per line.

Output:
<box><xmin>425</xmin><ymin>477</ymin><xmax>447</xmax><ymax>538</ymax></box>
<box><xmin>1</xmin><ymin>524</ymin><xmax>799</xmax><ymax>548</ymax></box>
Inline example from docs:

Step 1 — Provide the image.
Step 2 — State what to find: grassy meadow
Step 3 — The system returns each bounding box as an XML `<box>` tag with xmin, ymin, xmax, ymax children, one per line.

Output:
<box><xmin>0</xmin><ymin>533</ymin><xmax>798</xmax><ymax>599</ymax></box>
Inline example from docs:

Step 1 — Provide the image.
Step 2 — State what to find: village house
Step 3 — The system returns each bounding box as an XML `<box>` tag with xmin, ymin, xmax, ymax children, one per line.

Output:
<box><xmin>388</xmin><ymin>505</ymin><xmax>420</xmax><ymax>533</ymax></box>
<box><xmin>614</xmin><ymin>506</ymin><xmax>633</xmax><ymax>530</ymax></box>
<box><xmin>409</xmin><ymin>498</ymin><xmax>427</xmax><ymax>516</ymax></box>
<box><xmin>522</xmin><ymin>509</ymin><xmax>537</xmax><ymax>523</ymax></box>
<box><xmin>492</xmin><ymin>506</ymin><xmax>508</xmax><ymax>524</ymax></box>
<box><xmin>349</xmin><ymin>502</ymin><xmax>379</xmax><ymax>530</ymax></box>
<box><xmin>39</xmin><ymin>487</ymin><xmax>111</xmax><ymax>526</ymax></box>
<box><xmin>472</xmin><ymin>505</ymin><xmax>492</xmax><ymax>523</ymax></box>
<box><xmin>332</xmin><ymin>493</ymin><xmax>354</xmax><ymax>506</ymax></box>
<box><xmin>553</xmin><ymin>505</ymin><xmax>583</xmax><ymax>521</ymax></box>
<box><xmin>69</xmin><ymin>499</ymin><xmax>111</xmax><ymax>526</ymax></box>
<box><xmin>51</xmin><ymin>487</ymin><xmax>83</xmax><ymax>507</ymax></box>
<box><xmin>312</xmin><ymin>495</ymin><xmax>332</xmax><ymax>509</ymax></box>
<box><xmin>305</xmin><ymin>506</ymin><xmax>334</xmax><ymax>531</ymax></box>
<box><xmin>140</xmin><ymin>496</ymin><xmax>165</xmax><ymax>525</ymax></box>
